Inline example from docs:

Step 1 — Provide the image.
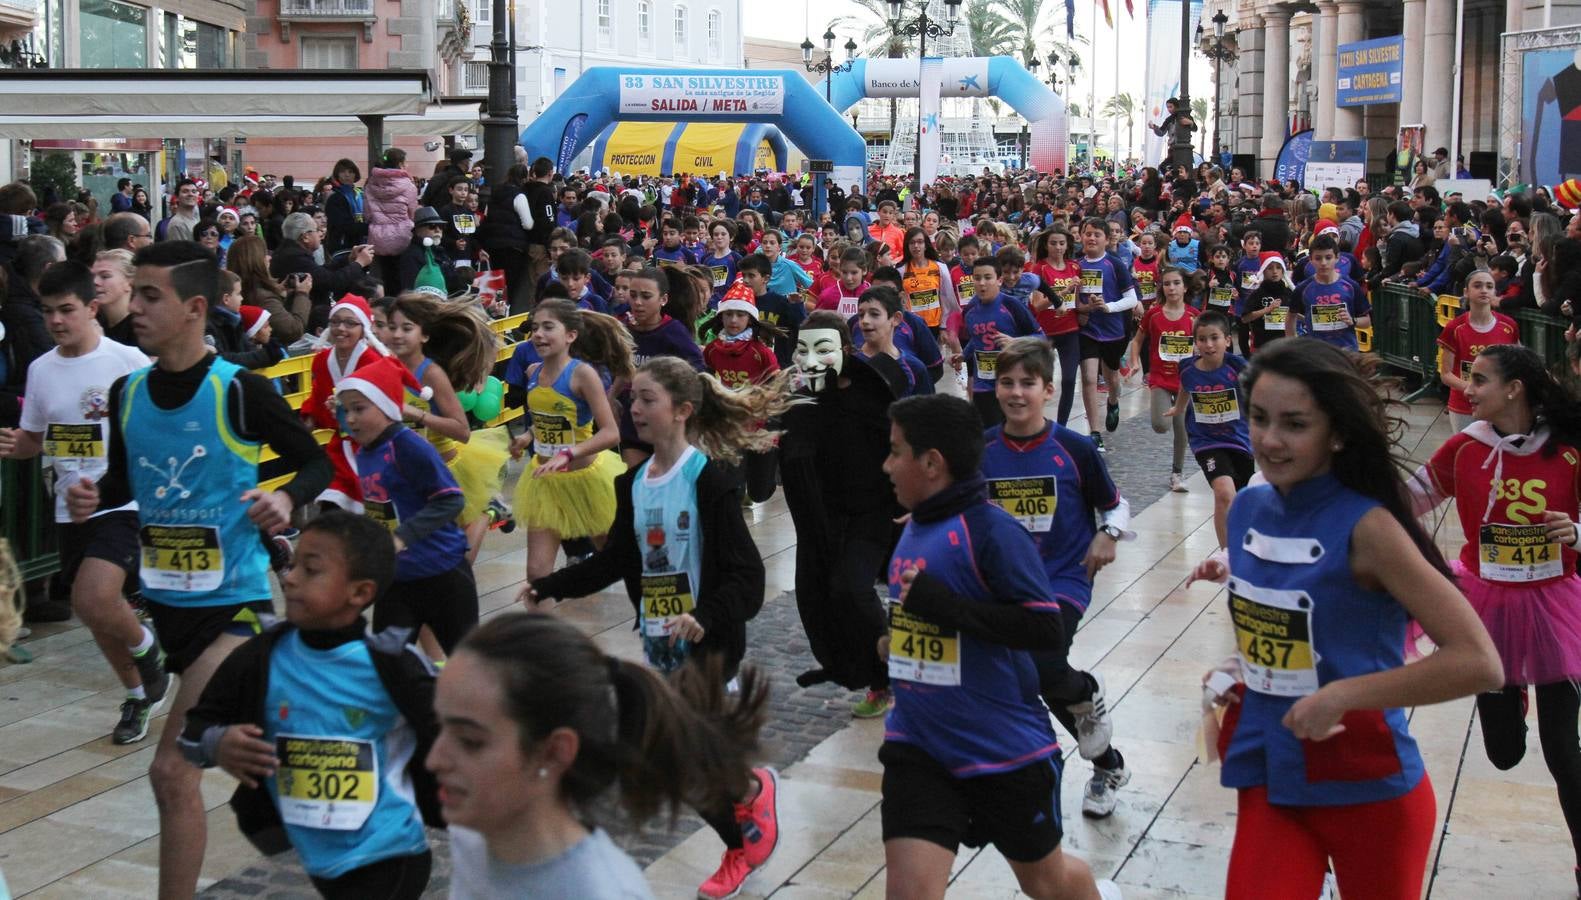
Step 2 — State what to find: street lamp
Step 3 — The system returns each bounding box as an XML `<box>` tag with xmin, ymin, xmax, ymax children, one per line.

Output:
<box><xmin>888</xmin><ymin>0</ymin><xmax>961</xmax><ymax>193</ymax></box>
<box><xmin>1169</xmin><ymin>0</ymin><xmax>1196</xmax><ymax>170</ymax></box>
<box><xmin>1198</xmin><ymin>10</ymin><xmax>1234</xmax><ymax>168</ymax></box>
<box><xmin>802</xmin><ymin>29</ymin><xmax>858</xmax><ymax>106</ymax></box>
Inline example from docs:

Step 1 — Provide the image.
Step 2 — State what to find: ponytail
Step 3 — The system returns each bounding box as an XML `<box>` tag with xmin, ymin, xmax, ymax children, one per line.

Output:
<box><xmin>392</xmin><ymin>293</ymin><xmax>498</xmax><ymax>390</ymax></box>
<box><xmin>639</xmin><ymin>356</ymin><xmax>801</xmax><ymax>463</ymax></box>
<box><xmin>1480</xmin><ymin>344</ymin><xmax>1581</xmax><ymax>451</ymax></box>
<box><xmin>457</xmin><ymin>614</ymin><xmax>768</xmax><ymax>824</ymax></box>
<box><xmin>534</xmin><ymin>299</ymin><xmax>636</xmax><ymax>381</ymax></box>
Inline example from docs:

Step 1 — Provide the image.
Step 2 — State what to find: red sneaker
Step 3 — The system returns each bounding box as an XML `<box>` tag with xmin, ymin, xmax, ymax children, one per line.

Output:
<box><xmin>698</xmin><ymin>848</ymin><xmax>752</xmax><ymax>900</ymax></box>
<box><xmin>735</xmin><ymin>766</ymin><xmax>780</xmax><ymax>869</ymax></box>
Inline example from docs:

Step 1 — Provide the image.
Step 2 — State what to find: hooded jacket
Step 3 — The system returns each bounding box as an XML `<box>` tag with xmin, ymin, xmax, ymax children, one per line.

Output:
<box><xmin>363</xmin><ymin>167</ymin><xmax>418</xmax><ymax>257</ymax></box>
<box><xmin>1379</xmin><ymin>220</ymin><xmax>1425</xmax><ymax>283</ymax></box>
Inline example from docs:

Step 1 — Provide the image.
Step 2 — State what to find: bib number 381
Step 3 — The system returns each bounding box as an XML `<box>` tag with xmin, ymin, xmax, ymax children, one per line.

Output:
<box><xmin>275</xmin><ymin>735</ymin><xmax>378</xmax><ymax>831</ymax></box>
<box><xmin>888</xmin><ymin>604</ymin><xmax>961</xmax><ymax>686</ymax></box>
<box><xmin>1228</xmin><ymin>580</ymin><xmax>1318</xmax><ymax>697</ymax></box>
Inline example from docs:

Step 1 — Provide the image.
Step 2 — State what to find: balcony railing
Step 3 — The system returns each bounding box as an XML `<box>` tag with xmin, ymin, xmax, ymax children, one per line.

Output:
<box><xmin>279</xmin><ymin>0</ymin><xmax>376</xmax><ymax>19</ymax></box>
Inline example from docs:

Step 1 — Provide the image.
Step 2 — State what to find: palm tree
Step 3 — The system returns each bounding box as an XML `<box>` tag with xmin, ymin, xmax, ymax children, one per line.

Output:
<box><xmin>1192</xmin><ymin>97</ymin><xmax>1210</xmax><ymax>157</ymax></box>
<box><xmin>996</xmin><ymin>0</ymin><xmax>1052</xmax><ymax>68</ymax></box>
<box><xmin>834</xmin><ymin>0</ymin><xmax>923</xmax><ymax>135</ymax></box>
<box><xmin>967</xmin><ymin>0</ymin><xmax>1017</xmax><ymax>58</ymax></box>
<box><xmin>1102</xmin><ymin>93</ymin><xmax>1137</xmax><ymax>161</ymax></box>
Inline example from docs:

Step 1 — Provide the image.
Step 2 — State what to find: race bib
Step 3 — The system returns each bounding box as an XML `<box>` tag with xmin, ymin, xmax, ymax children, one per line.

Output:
<box><xmin>451</xmin><ymin>213</ymin><xmax>477</xmax><ymax>234</ymax></box>
<box><xmin>987</xmin><ymin>477</ymin><xmax>1056</xmax><ymax>532</ymax></box>
<box><xmin>710</xmin><ymin>264</ymin><xmax>729</xmax><ymax>287</ymax></box>
<box><xmin>909</xmin><ymin>289</ymin><xmax>941</xmax><ymax>314</ymax></box>
<box><xmin>888</xmin><ymin>604</ymin><xmax>961</xmax><ymax>686</ymax></box>
<box><xmin>42</xmin><ymin>423</ymin><xmax>104</xmax><ymax>460</ymax></box>
<box><xmin>1209</xmin><ymin>286</ymin><xmax>1235</xmax><ymax>309</ymax></box>
<box><xmin>1079</xmin><ymin>269</ymin><xmax>1104</xmax><ymax>295</ymax></box>
<box><xmin>1191</xmin><ymin>388</ymin><xmax>1240</xmax><ymax>424</ymax></box>
<box><xmin>1229</xmin><ymin>582</ymin><xmax>1318</xmax><ymax>697</ymax></box>
<box><xmin>275</xmin><ymin>735</ymin><xmax>378</xmax><ymax>831</ymax></box>
<box><xmin>140</xmin><ymin>525</ymin><xmax>224</xmax><ymax>592</ymax></box>
<box><xmin>1263</xmin><ymin>306</ymin><xmax>1288</xmax><ymax>331</ymax></box>
<box><xmin>1135</xmin><ymin>272</ymin><xmax>1157</xmax><ymax>301</ymax></box>
<box><xmin>1159</xmin><ymin>333</ymin><xmax>1194</xmax><ymax>362</ymax></box>
<box><xmin>1479</xmin><ymin>524</ymin><xmax>1562</xmax><ymax>583</ymax></box>
<box><xmin>1310</xmin><ymin>303</ymin><xmax>1346</xmax><ymax>332</ymax></box>
<box><xmin>1240</xmin><ymin>271</ymin><xmax>1261</xmax><ymax>291</ymax></box>
<box><xmin>975</xmin><ymin>349</ymin><xmax>999</xmax><ymax>380</ymax></box>
<box><xmin>958</xmin><ymin>280</ymin><xmax>975</xmax><ymax>300</ymax></box>
<box><xmin>640</xmin><ymin>572</ymin><xmax>695</xmax><ymax>637</ymax></box>
<box><xmin>365</xmin><ymin>500</ymin><xmax>399</xmax><ymax>532</ymax></box>
<box><xmin>533</xmin><ymin>412</ymin><xmax>573</xmax><ymax>459</ymax></box>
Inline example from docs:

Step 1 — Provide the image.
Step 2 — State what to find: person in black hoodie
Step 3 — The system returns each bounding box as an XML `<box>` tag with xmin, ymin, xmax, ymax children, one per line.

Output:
<box><xmin>1</xmin><ymin>232</ymin><xmax>62</xmax><ymax>427</ymax></box>
<box><xmin>480</xmin><ymin>161</ymin><xmax>553</xmax><ymax>313</ymax></box>
<box><xmin>1374</xmin><ymin>200</ymin><xmax>1426</xmax><ymax>289</ymax></box>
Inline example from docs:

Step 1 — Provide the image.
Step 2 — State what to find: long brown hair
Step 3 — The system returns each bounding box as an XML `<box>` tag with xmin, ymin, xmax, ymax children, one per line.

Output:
<box><xmin>456</xmin><ymin>613</ymin><xmax>768</xmax><ymax>823</ymax></box>
<box><xmin>391</xmin><ymin>293</ymin><xmax>499</xmax><ymax>391</ymax></box>
<box><xmin>638</xmin><ymin>356</ymin><xmax>799</xmax><ymax>463</ymax></box>
<box><xmin>225</xmin><ymin>235</ymin><xmax>284</xmax><ymax>299</ymax></box>
<box><xmin>532</xmin><ymin>299</ymin><xmax>635</xmax><ymax>381</ymax></box>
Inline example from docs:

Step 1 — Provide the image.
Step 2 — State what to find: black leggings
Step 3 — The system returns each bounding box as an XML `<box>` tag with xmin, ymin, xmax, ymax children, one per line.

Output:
<box><xmin>1050</xmin><ymin>331</ymin><xmax>1081</xmax><ymax>426</ymax></box>
<box><xmin>373</xmin><ymin>563</ymin><xmax>480</xmax><ymax>654</ymax></box>
<box><xmin>309</xmin><ymin>850</ymin><xmax>430</xmax><ymax>900</ymax></box>
<box><xmin>1034</xmin><ymin>603</ymin><xmax>1122</xmax><ymax>769</ymax></box>
<box><xmin>970</xmin><ymin>390</ymin><xmax>1003</xmax><ymax>429</ymax></box>
<box><xmin>1479</xmin><ymin>683</ymin><xmax>1581</xmax><ymax>865</ymax></box>
<box><xmin>741</xmin><ymin>448</ymin><xmax>779</xmax><ymax>504</ymax></box>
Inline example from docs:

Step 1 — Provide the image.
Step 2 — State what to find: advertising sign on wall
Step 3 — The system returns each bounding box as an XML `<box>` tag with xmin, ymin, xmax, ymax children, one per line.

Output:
<box><xmin>1337</xmin><ymin>36</ymin><xmax>1404</xmax><ymax>107</ymax></box>
<box><xmin>617</xmin><ymin>74</ymin><xmax>785</xmax><ymax>116</ymax></box>
<box><xmin>1303</xmin><ymin>139</ymin><xmax>1369</xmax><ymax>191</ymax></box>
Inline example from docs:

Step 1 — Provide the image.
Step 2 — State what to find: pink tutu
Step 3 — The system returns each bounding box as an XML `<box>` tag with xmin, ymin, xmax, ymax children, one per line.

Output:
<box><xmin>1454</xmin><ymin>559</ymin><xmax>1581</xmax><ymax>686</ymax></box>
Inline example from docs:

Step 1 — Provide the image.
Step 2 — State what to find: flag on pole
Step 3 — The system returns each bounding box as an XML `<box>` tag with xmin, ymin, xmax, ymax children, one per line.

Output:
<box><xmin>1098</xmin><ymin>0</ymin><xmax>1111</xmax><ymax>27</ymax></box>
<box><xmin>1125</xmin><ymin>0</ymin><xmax>1134</xmax><ymax>17</ymax></box>
<box><xmin>1066</xmin><ymin>0</ymin><xmax>1076</xmax><ymax>38</ymax></box>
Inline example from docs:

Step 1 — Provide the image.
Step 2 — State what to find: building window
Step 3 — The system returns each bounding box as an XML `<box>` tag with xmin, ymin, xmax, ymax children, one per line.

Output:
<box><xmin>597</xmin><ymin>0</ymin><xmax>612</xmax><ymax>47</ymax></box>
<box><xmin>301</xmin><ymin>35</ymin><xmax>356</xmax><ymax>68</ymax></box>
<box><xmin>673</xmin><ymin>4</ymin><xmax>687</xmax><ymax>55</ymax></box>
<box><xmin>472</xmin><ymin>0</ymin><xmax>490</xmax><ymax>25</ymax></box>
<box><xmin>463</xmin><ymin>60</ymin><xmax>488</xmax><ymax>95</ymax></box>
<box><xmin>33</xmin><ymin>0</ymin><xmax>66</xmax><ymax>67</ymax></box>
<box><xmin>163</xmin><ymin>15</ymin><xmax>228</xmax><ymax>69</ymax></box>
<box><xmin>637</xmin><ymin>0</ymin><xmax>651</xmax><ymax>49</ymax></box>
<box><xmin>707</xmin><ymin>9</ymin><xmax>721</xmax><ymax>59</ymax></box>
<box><xmin>80</xmin><ymin>0</ymin><xmax>147</xmax><ymax>68</ymax></box>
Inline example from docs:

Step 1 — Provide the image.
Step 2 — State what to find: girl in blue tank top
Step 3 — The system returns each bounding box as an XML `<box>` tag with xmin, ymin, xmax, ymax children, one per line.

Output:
<box><xmin>1192</xmin><ymin>339</ymin><xmax>1502</xmax><ymax>900</ymax></box>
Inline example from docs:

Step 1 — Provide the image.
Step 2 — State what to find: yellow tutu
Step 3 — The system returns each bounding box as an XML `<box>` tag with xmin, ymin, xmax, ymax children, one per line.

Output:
<box><xmin>515</xmin><ymin>449</ymin><xmax>623</xmax><ymax>538</ymax></box>
<box><xmin>447</xmin><ymin>426</ymin><xmax>512</xmax><ymax>524</ymax></box>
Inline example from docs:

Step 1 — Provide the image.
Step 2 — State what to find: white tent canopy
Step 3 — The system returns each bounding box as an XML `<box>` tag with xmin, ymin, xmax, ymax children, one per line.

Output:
<box><xmin>0</xmin><ymin>105</ymin><xmax>484</xmax><ymax>141</ymax></box>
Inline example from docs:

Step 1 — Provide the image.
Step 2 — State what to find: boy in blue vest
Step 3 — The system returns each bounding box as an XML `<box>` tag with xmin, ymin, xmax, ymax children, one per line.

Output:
<box><xmin>180</xmin><ymin>511</ymin><xmax>441</xmax><ymax>898</ymax></box>
<box><xmin>336</xmin><ymin>356</ymin><xmax>478</xmax><ymax>654</ymax></box>
<box><xmin>878</xmin><ymin>393</ymin><xmax>1121</xmax><ymax>900</ymax></box>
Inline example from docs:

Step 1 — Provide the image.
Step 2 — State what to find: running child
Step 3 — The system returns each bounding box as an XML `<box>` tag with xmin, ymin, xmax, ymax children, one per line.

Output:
<box><xmin>554</xmin><ymin>249</ymin><xmax>608</xmax><ymax>313</ymax></box>
<box><xmin>179</xmin><ymin>512</ymin><xmax>441</xmax><ymax>900</ymax></box>
<box><xmin>0</xmin><ymin>261</ymin><xmax>168</xmax><ymax>744</ymax></box>
<box><xmin>985</xmin><ymin>337</ymin><xmax>1134</xmax><ymax>819</ymax></box>
<box><xmin>758</xmin><ymin>229</ymin><xmax>814</xmax><ymax>299</ymax></box>
<box><xmin>701</xmin><ymin>220</ymin><xmax>741</xmax><ymax>306</ymax></box>
<box><xmin>338</xmin><ymin>356</ymin><xmax>479</xmax><ymax>654</ymax></box>
<box><xmin>1165</xmin><ymin>310</ymin><xmax>1253</xmax><ymax>549</ymax></box>
<box><xmin>1130</xmin><ymin>266</ymin><xmax>1198</xmax><ymax>493</ymax></box>
<box><xmin>1436</xmin><ymin>269</ymin><xmax>1520</xmax><ymax>431</ymax></box>
<box><xmin>511</xmin><ymin>298</ymin><xmax>631</xmax><ymax>582</ymax></box>
<box><xmin>853</xmin><ymin>266</ymin><xmax>946</xmax><ymax>384</ymax></box>
<box><xmin>525</xmin><ymin>356</ymin><xmax>792</xmax><ymax>900</ymax></box>
<box><xmin>1194</xmin><ymin>338</ymin><xmax>1502</xmax><ymax>900</ymax></box>
<box><xmin>1284</xmin><ymin>236</ymin><xmax>1369</xmax><ymax>350</ymax></box>
<box><xmin>703</xmin><ymin>280</ymin><xmax>784</xmax><ymax>504</ymax></box>
<box><xmin>1076</xmin><ymin>217</ymin><xmax>1141</xmax><ymax>451</ymax></box>
<box><xmin>1166</xmin><ymin>215</ymin><xmax>1200</xmax><ymax>272</ymax></box>
<box><xmin>621</xmin><ymin>267</ymin><xmax>706</xmax><ymax>467</ymax></box>
<box><xmin>877</xmin><ymin>394</ymin><xmax>1121</xmax><ymax>900</ymax></box>
<box><xmin>737</xmin><ymin>253</ymin><xmax>805</xmax><ymax>367</ymax></box>
<box><xmin>1237</xmin><ymin>252</ymin><xmax>1293</xmax><ymax>357</ymax></box>
<box><xmin>815</xmin><ymin>246</ymin><xmax>869</xmax><ymax>317</ymax></box>
<box><xmin>650</xmin><ymin>218</ymin><xmax>698</xmax><ymax>269</ymax></box>
<box><xmin>1033</xmin><ymin>229</ymin><xmax>1083</xmax><ymax>426</ymax></box>
<box><xmin>952</xmin><ymin>255</ymin><xmax>1040</xmax><ymax>428</ymax></box>
<box><xmin>301</xmin><ymin>295</ymin><xmax>390</xmax><ymax>513</ymax></box>
<box><xmin>855</xmin><ymin>286</ymin><xmax>933</xmax><ymax>398</ymax></box>
<box><xmin>899</xmin><ymin>226</ymin><xmax>957</xmax><ymax>334</ymax></box>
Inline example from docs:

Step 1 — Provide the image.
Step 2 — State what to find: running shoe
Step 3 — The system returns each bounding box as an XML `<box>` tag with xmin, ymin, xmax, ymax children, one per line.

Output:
<box><xmin>1067</xmin><ymin>672</ymin><xmax>1113</xmax><ymax>760</ymax></box>
<box><xmin>1091</xmin><ymin>432</ymin><xmax>1106</xmax><ymax>453</ymax></box>
<box><xmin>851</xmin><ymin>688</ymin><xmax>893</xmax><ymax>719</ymax></box>
<box><xmin>735</xmin><ymin>767</ymin><xmax>779</xmax><ymax>868</ymax></box>
<box><xmin>1169</xmin><ymin>472</ymin><xmax>1189</xmax><ymax>493</ymax></box>
<box><xmin>130</xmin><ymin>631</ymin><xmax>170</xmax><ymax>705</ymax></box>
<box><xmin>698</xmin><ymin>849</ymin><xmax>752</xmax><ymax>900</ymax></box>
<box><xmin>112</xmin><ymin>695</ymin><xmax>163</xmax><ymax>745</ymax></box>
<box><xmin>1096</xmin><ymin>878</ymin><xmax>1124</xmax><ymax>900</ymax></box>
<box><xmin>485</xmin><ymin>498</ymin><xmax>516</xmax><ymax>533</ymax></box>
<box><xmin>1105</xmin><ymin>402</ymin><xmax>1121</xmax><ymax>433</ymax></box>
<box><xmin>1096</xmin><ymin>378</ymin><xmax>1109</xmax><ymax>394</ymax></box>
<box><xmin>1082</xmin><ymin>760</ymin><xmax>1132</xmax><ymax>819</ymax></box>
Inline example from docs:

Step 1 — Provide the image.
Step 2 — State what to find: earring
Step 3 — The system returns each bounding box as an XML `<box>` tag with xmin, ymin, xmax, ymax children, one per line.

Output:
<box><xmin>536</xmin><ymin>768</ymin><xmax>547</xmax><ymax>779</ymax></box>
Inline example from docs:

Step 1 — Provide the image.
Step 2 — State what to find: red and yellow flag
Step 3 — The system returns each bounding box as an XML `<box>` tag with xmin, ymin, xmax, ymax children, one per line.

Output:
<box><xmin>1098</xmin><ymin>0</ymin><xmax>1111</xmax><ymax>26</ymax></box>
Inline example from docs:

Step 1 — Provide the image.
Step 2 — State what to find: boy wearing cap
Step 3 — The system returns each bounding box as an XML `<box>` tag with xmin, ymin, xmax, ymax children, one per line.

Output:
<box><xmin>338</xmin><ymin>356</ymin><xmax>478</xmax><ymax>654</ymax></box>
<box><xmin>1236</xmin><ymin>251</ymin><xmax>1295</xmax><ymax>356</ymax></box>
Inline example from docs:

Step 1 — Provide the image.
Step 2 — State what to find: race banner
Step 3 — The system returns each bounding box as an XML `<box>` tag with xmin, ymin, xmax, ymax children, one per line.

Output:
<box><xmin>617</xmin><ymin>74</ymin><xmax>785</xmax><ymax>116</ymax></box>
<box><xmin>919</xmin><ymin>57</ymin><xmax>943</xmax><ymax>186</ymax></box>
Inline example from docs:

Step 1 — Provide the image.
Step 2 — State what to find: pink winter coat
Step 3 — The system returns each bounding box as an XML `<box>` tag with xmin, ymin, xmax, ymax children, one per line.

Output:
<box><xmin>364</xmin><ymin>166</ymin><xmax>417</xmax><ymax>256</ymax></box>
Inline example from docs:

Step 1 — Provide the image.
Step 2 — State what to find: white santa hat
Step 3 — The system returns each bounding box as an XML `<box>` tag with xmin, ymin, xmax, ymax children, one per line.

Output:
<box><xmin>328</xmin><ymin>293</ymin><xmax>390</xmax><ymax>356</ymax></box>
<box><xmin>335</xmin><ymin>355</ymin><xmax>431</xmax><ymax>423</ymax></box>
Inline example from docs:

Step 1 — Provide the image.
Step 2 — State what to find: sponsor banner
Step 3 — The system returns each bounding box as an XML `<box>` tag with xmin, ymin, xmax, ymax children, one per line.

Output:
<box><xmin>1336</xmin><ymin>36</ymin><xmax>1404</xmax><ymax>107</ymax></box>
<box><xmin>919</xmin><ymin>57</ymin><xmax>943</xmax><ymax>186</ymax></box>
<box><xmin>1142</xmin><ymin>0</ymin><xmax>1203</xmax><ymax>165</ymax></box>
<box><xmin>1274</xmin><ymin>128</ymin><xmax>1314</xmax><ymax>187</ymax></box>
<box><xmin>617</xmin><ymin>73</ymin><xmax>784</xmax><ymax>116</ymax></box>
<box><xmin>556</xmin><ymin>113</ymin><xmax>587</xmax><ymax>174</ymax></box>
<box><xmin>1303</xmin><ymin>139</ymin><xmax>1368</xmax><ymax>192</ymax></box>
<box><xmin>864</xmin><ymin>59</ymin><xmax>990</xmax><ymax>98</ymax></box>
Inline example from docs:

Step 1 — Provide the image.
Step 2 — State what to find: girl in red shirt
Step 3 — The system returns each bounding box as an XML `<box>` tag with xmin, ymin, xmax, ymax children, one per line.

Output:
<box><xmin>1437</xmin><ymin>270</ymin><xmax>1521</xmax><ymax>432</ymax></box>
<box><xmin>1129</xmin><ymin>266</ymin><xmax>1198</xmax><ymax>492</ymax></box>
<box><xmin>1030</xmin><ymin>228</ymin><xmax>1082</xmax><ymax>425</ymax></box>
<box><xmin>701</xmin><ymin>279</ymin><xmax>784</xmax><ymax>504</ymax></box>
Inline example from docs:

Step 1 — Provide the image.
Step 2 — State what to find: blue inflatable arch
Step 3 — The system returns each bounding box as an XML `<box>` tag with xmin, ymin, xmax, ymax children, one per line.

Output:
<box><xmin>520</xmin><ymin>68</ymin><xmax>867</xmax><ymax>188</ymax></box>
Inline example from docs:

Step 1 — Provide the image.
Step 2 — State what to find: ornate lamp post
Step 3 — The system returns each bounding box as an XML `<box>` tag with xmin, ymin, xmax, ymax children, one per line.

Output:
<box><xmin>1198</xmin><ymin>10</ymin><xmax>1236</xmax><ymax>167</ymax></box>
<box><xmin>802</xmin><ymin>29</ymin><xmax>859</xmax><ymax>105</ymax></box>
<box><xmin>887</xmin><ymin>0</ymin><xmax>962</xmax><ymax>192</ymax></box>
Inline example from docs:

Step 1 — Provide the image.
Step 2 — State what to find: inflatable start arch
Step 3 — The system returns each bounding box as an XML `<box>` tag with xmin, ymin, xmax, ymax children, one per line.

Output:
<box><xmin>520</xmin><ymin>68</ymin><xmax>867</xmax><ymax>191</ymax></box>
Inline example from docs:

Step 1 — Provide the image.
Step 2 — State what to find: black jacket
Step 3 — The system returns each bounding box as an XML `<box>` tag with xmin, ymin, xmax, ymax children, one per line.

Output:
<box><xmin>1377</xmin><ymin>222</ymin><xmax>1426</xmax><ymax>286</ymax></box>
<box><xmin>179</xmin><ymin>619</ymin><xmax>443</xmax><ymax>857</ymax></box>
<box><xmin>532</xmin><ymin>458</ymin><xmax>764</xmax><ymax>678</ymax></box>
<box><xmin>478</xmin><ymin>182</ymin><xmax>530</xmax><ymax>252</ymax></box>
<box><xmin>269</xmin><ymin>241</ymin><xmax>372</xmax><ymax>315</ymax></box>
<box><xmin>1249</xmin><ymin>210</ymin><xmax>1293</xmax><ymax>259</ymax></box>
<box><xmin>0</xmin><ymin>278</ymin><xmax>52</xmax><ymax>427</ymax></box>
<box><xmin>206</xmin><ymin>307</ymin><xmax>282</xmax><ymax>370</ymax></box>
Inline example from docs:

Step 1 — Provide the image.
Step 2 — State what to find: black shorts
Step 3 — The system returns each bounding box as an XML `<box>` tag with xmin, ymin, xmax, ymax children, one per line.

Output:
<box><xmin>57</xmin><ymin>510</ymin><xmax>140</xmax><ymax>595</ymax></box>
<box><xmin>1079</xmin><ymin>334</ymin><xmax>1127</xmax><ymax>371</ymax></box>
<box><xmin>373</xmin><ymin>563</ymin><xmax>479</xmax><ymax>655</ymax></box>
<box><xmin>1195</xmin><ymin>448</ymin><xmax>1256</xmax><ymax>490</ymax></box>
<box><xmin>145</xmin><ymin>599</ymin><xmax>272</xmax><ymax>675</ymax></box>
<box><xmin>879</xmin><ymin>740</ymin><xmax>1064</xmax><ymax>863</ymax></box>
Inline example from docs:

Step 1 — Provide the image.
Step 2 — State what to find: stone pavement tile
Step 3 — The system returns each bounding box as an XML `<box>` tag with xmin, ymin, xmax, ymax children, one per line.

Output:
<box><xmin>0</xmin><ymin>679</ymin><xmax>98</xmax><ymax>729</ymax></box>
<box><xmin>0</xmin><ymin>769</ymin><xmax>126</xmax><ymax>835</ymax></box>
<box><xmin>1428</xmin><ymin>830</ymin><xmax>1577</xmax><ymax>900</ymax></box>
<box><xmin>776</xmin><ymin>806</ymin><xmax>884</xmax><ymax>895</ymax></box>
<box><xmin>1113</xmin><ymin>834</ymin><xmax>1230</xmax><ymax>899</ymax></box>
<box><xmin>0</xmin><ymin>746</ymin><xmax>124</xmax><ymax>793</ymax></box>
<box><xmin>0</xmin><ymin>818</ymin><xmax>137</xmax><ymax>895</ymax></box>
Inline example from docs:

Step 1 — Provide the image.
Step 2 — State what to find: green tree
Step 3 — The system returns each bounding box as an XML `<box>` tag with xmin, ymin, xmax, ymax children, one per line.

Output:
<box><xmin>834</xmin><ymin>0</ymin><xmax>922</xmax><ymax>138</ymax></box>
<box><xmin>996</xmin><ymin>0</ymin><xmax>1052</xmax><ymax>67</ymax></box>
<box><xmin>28</xmin><ymin>152</ymin><xmax>77</xmax><ymax>207</ymax></box>
<box><xmin>1102</xmin><ymin>92</ymin><xmax>1137</xmax><ymax>161</ymax></box>
<box><xmin>966</xmin><ymin>0</ymin><xmax>1016</xmax><ymax>58</ymax></box>
<box><xmin>1192</xmin><ymin>96</ymin><xmax>1210</xmax><ymax>156</ymax></box>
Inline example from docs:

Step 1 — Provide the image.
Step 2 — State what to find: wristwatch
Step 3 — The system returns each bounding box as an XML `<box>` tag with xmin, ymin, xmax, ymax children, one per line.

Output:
<box><xmin>1100</xmin><ymin>525</ymin><xmax>1123</xmax><ymax>541</ymax></box>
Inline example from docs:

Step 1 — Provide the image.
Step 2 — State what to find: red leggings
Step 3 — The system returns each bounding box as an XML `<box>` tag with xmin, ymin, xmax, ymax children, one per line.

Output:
<box><xmin>1225</xmin><ymin>777</ymin><xmax>1435</xmax><ymax>900</ymax></box>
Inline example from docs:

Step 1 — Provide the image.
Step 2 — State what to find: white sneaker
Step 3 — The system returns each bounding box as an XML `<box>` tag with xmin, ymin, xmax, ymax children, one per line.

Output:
<box><xmin>1082</xmin><ymin>761</ymin><xmax>1132</xmax><ymax>819</ymax></box>
<box><xmin>1169</xmin><ymin>471</ymin><xmax>1189</xmax><ymax>493</ymax></box>
<box><xmin>1066</xmin><ymin>672</ymin><xmax>1113</xmax><ymax>760</ymax></box>
<box><xmin>1319</xmin><ymin>871</ymin><xmax>1339</xmax><ymax>900</ymax></box>
<box><xmin>1096</xmin><ymin>878</ymin><xmax>1124</xmax><ymax>900</ymax></box>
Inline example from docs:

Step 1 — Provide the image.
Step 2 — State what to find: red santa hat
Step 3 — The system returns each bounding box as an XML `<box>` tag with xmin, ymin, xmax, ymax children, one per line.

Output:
<box><xmin>216</xmin><ymin>206</ymin><xmax>240</xmax><ymax>224</ymax></box>
<box><xmin>716</xmin><ymin>279</ymin><xmax>760</xmax><ymax>317</ymax></box>
<box><xmin>239</xmin><ymin>304</ymin><xmax>270</xmax><ymax>338</ymax></box>
<box><xmin>1313</xmin><ymin>218</ymin><xmax>1340</xmax><ymax>238</ymax></box>
<box><xmin>335</xmin><ymin>355</ymin><xmax>431</xmax><ymax>423</ymax></box>
<box><xmin>1172</xmin><ymin>214</ymin><xmax>1195</xmax><ymax>234</ymax></box>
<box><xmin>1256</xmin><ymin>251</ymin><xmax>1292</xmax><ymax>286</ymax></box>
<box><xmin>328</xmin><ymin>293</ymin><xmax>390</xmax><ymax>356</ymax></box>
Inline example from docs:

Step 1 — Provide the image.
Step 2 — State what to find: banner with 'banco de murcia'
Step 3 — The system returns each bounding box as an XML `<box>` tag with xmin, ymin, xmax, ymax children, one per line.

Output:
<box><xmin>617</xmin><ymin>74</ymin><xmax>785</xmax><ymax>116</ymax></box>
